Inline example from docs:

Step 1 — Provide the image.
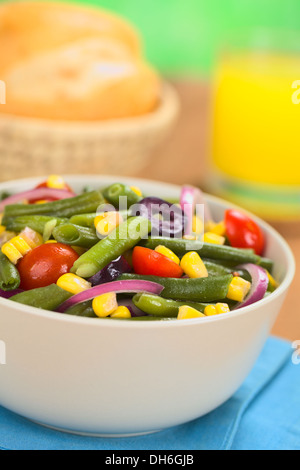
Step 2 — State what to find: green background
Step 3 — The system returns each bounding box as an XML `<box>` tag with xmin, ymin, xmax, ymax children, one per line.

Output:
<box><xmin>3</xmin><ymin>0</ymin><xmax>300</xmax><ymax>74</ymax></box>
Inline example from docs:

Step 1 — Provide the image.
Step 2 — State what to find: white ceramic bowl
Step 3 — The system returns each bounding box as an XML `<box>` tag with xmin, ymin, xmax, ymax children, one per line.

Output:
<box><xmin>0</xmin><ymin>175</ymin><xmax>295</xmax><ymax>436</ymax></box>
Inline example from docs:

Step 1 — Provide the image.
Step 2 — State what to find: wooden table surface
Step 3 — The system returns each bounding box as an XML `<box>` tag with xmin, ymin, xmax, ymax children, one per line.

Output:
<box><xmin>136</xmin><ymin>80</ymin><xmax>299</xmax><ymax>342</ymax></box>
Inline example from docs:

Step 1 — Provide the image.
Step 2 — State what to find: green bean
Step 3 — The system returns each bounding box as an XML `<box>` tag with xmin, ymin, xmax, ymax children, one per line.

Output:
<box><xmin>142</xmin><ymin>238</ymin><xmax>261</xmax><ymax>264</ymax></box>
<box><xmin>53</xmin><ymin>224</ymin><xmax>98</xmax><ymax>248</ymax></box>
<box><xmin>202</xmin><ymin>258</ymin><xmax>258</xmax><ymax>283</ymax></box>
<box><xmin>0</xmin><ymin>252</ymin><xmax>20</xmax><ymax>291</ymax></box>
<box><xmin>203</xmin><ymin>260</ymin><xmax>233</xmax><ymax>276</ymax></box>
<box><xmin>119</xmin><ymin>273</ymin><xmax>233</xmax><ymax>302</ymax></box>
<box><xmin>2</xmin><ymin>191</ymin><xmax>104</xmax><ymax>222</ymax></box>
<box><xmin>71</xmin><ymin>216</ymin><xmax>151</xmax><ymax>278</ymax></box>
<box><xmin>132</xmin><ymin>293</ymin><xmax>211</xmax><ymax>317</ymax></box>
<box><xmin>43</xmin><ymin>219</ymin><xmax>60</xmax><ymax>241</ymax></box>
<box><xmin>69</xmin><ymin>210</ymin><xmax>129</xmax><ymax>228</ymax></box>
<box><xmin>258</xmin><ymin>257</ymin><xmax>274</xmax><ymax>273</ymax></box>
<box><xmin>203</xmin><ymin>256</ymin><xmax>273</xmax><ymax>281</ymax></box>
<box><xmin>65</xmin><ymin>300</ymin><xmax>97</xmax><ymax>318</ymax></box>
<box><xmin>3</xmin><ymin>215</ymin><xmax>68</xmax><ymax>234</ymax></box>
<box><xmin>0</xmin><ymin>191</ymin><xmax>11</xmax><ymax>201</ymax></box>
<box><xmin>203</xmin><ymin>260</ymin><xmax>251</xmax><ymax>281</ymax></box>
<box><xmin>102</xmin><ymin>183</ymin><xmax>142</xmax><ymax>209</ymax></box>
<box><xmin>10</xmin><ymin>284</ymin><xmax>72</xmax><ymax>311</ymax></box>
<box><xmin>202</xmin><ymin>258</ymin><xmax>241</xmax><ymax>269</ymax></box>
<box><xmin>69</xmin><ymin>213</ymin><xmax>97</xmax><ymax>228</ymax></box>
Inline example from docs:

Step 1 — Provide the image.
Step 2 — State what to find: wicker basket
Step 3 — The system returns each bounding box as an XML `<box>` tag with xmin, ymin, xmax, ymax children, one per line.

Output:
<box><xmin>0</xmin><ymin>83</ymin><xmax>180</xmax><ymax>182</ymax></box>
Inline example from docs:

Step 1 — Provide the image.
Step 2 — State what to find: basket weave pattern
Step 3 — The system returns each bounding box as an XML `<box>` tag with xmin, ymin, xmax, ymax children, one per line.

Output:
<box><xmin>0</xmin><ymin>84</ymin><xmax>180</xmax><ymax>181</ymax></box>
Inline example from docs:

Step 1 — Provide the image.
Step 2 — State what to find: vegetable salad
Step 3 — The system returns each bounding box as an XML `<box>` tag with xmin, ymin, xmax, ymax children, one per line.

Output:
<box><xmin>0</xmin><ymin>176</ymin><xmax>279</xmax><ymax>321</ymax></box>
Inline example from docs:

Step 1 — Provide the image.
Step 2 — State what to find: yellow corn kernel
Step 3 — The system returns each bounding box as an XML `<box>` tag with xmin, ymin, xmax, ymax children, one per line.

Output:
<box><xmin>130</xmin><ymin>186</ymin><xmax>143</xmax><ymax>197</ymax></box>
<box><xmin>203</xmin><ymin>232</ymin><xmax>226</xmax><ymax>245</ymax></box>
<box><xmin>21</xmin><ymin>227</ymin><xmax>43</xmax><ymax>248</ymax></box>
<box><xmin>204</xmin><ymin>220</ymin><xmax>226</xmax><ymax>236</ymax></box>
<box><xmin>110</xmin><ymin>306</ymin><xmax>131</xmax><ymax>319</ymax></box>
<box><xmin>204</xmin><ymin>220</ymin><xmax>216</xmax><ymax>232</ymax></box>
<box><xmin>10</xmin><ymin>236</ymin><xmax>31</xmax><ymax>256</ymax></box>
<box><xmin>1</xmin><ymin>242</ymin><xmax>22</xmax><ymax>264</ymax></box>
<box><xmin>266</xmin><ymin>271</ymin><xmax>279</xmax><ymax>289</ymax></box>
<box><xmin>35</xmin><ymin>200</ymin><xmax>48</xmax><ymax>205</ymax></box>
<box><xmin>183</xmin><ymin>235</ymin><xmax>197</xmax><ymax>241</ymax></box>
<box><xmin>177</xmin><ymin>305</ymin><xmax>206</xmax><ymax>320</ymax></box>
<box><xmin>154</xmin><ymin>245</ymin><xmax>180</xmax><ymax>265</ymax></box>
<box><xmin>204</xmin><ymin>305</ymin><xmax>217</xmax><ymax>316</ymax></box>
<box><xmin>211</xmin><ymin>221</ymin><xmax>226</xmax><ymax>236</ymax></box>
<box><xmin>216</xmin><ymin>303</ymin><xmax>231</xmax><ymax>314</ymax></box>
<box><xmin>0</xmin><ymin>213</ymin><xmax>3</xmax><ymax>224</ymax></box>
<box><xmin>46</xmin><ymin>174</ymin><xmax>66</xmax><ymax>189</ymax></box>
<box><xmin>192</xmin><ymin>215</ymin><xmax>204</xmax><ymax>235</ymax></box>
<box><xmin>204</xmin><ymin>303</ymin><xmax>230</xmax><ymax>316</ymax></box>
<box><xmin>94</xmin><ymin>211</ymin><xmax>118</xmax><ymax>227</ymax></box>
<box><xmin>92</xmin><ymin>293</ymin><xmax>118</xmax><ymax>318</ymax></box>
<box><xmin>57</xmin><ymin>273</ymin><xmax>91</xmax><ymax>295</ymax></box>
<box><xmin>45</xmin><ymin>240</ymin><xmax>58</xmax><ymax>244</ymax></box>
<box><xmin>180</xmin><ymin>251</ymin><xmax>208</xmax><ymax>278</ymax></box>
<box><xmin>95</xmin><ymin>212</ymin><xmax>123</xmax><ymax>237</ymax></box>
<box><xmin>227</xmin><ymin>277</ymin><xmax>251</xmax><ymax>302</ymax></box>
<box><xmin>94</xmin><ymin>213</ymin><xmax>106</xmax><ymax>227</ymax></box>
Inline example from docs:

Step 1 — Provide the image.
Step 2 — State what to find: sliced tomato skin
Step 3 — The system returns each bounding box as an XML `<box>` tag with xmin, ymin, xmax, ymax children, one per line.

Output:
<box><xmin>224</xmin><ymin>209</ymin><xmax>265</xmax><ymax>255</ymax></box>
<box><xmin>17</xmin><ymin>243</ymin><xmax>79</xmax><ymax>290</ymax></box>
<box><xmin>132</xmin><ymin>246</ymin><xmax>184</xmax><ymax>278</ymax></box>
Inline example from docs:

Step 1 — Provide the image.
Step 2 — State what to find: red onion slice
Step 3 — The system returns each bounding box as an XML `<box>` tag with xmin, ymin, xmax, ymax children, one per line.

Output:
<box><xmin>57</xmin><ymin>279</ymin><xmax>164</xmax><ymax>313</ymax></box>
<box><xmin>88</xmin><ymin>256</ymin><xmax>132</xmax><ymax>286</ymax></box>
<box><xmin>0</xmin><ymin>288</ymin><xmax>24</xmax><ymax>299</ymax></box>
<box><xmin>118</xmin><ymin>298</ymin><xmax>147</xmax><ymax>317</ymax></box>
<box><xmin>180</xmin><ymin>185</ymin><xmax>213</xmax><ymax>235</ymax></box>
<box><xmin>234</xmin><ymin>263</ymin><xmax>269</xmax><ymax>309</ymax></box>
<box><xmin>130</xmin><ymin>197</ymin><xmax>187</xmax><ymax>238</ymax></box>
<box><xmin>0</xmin><ymin>188</ymin><xmax>76</xmax><ymax>211</ymax></box>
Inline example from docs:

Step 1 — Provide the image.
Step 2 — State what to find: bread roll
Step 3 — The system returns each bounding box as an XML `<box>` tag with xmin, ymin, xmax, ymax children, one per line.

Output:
<box><xmin>0</xmin><ymin>1</ymin><xmax>160</xmax><ymax>120</ymax></box>
<box><xmin>0</xmin><ymin>1</ymin><xmax>141</xmax><ymax>71</ymax></box>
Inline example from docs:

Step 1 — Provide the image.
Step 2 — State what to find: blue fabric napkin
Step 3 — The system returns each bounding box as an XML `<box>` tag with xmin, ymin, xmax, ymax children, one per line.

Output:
<box><xmin>0</xmin><ymin>336</ymin><xmax>299</xmax><ymax>450</ymax></box>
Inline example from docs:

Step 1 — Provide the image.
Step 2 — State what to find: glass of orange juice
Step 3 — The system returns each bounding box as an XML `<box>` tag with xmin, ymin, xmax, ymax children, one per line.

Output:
<box><xmin>208</xmin><ymin>29</ymin><xmax>300</xmax><ymax>221</ymax></box>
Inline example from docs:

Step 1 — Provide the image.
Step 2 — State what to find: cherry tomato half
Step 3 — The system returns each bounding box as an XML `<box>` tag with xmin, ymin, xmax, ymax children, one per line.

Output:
<box><xmin>132</xmin><ymin>246</ymin><xmax>184</xmax><ymax>278</ymax></box>
<box><xmin>224</xmin><ymin>209</ymin><xmax>265</xmax><ymax>255</ymax></box>
<box><xmin>17</xmin><ymin>243</ymin><xmax>79</xmax><ymax>290</ymax></box>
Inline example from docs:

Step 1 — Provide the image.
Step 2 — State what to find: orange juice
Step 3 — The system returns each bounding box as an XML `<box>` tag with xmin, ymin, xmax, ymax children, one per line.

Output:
<box><xmin>209</xmin><ymin>50</ymin><xmax>300</xmax><ymax>220</ymax></box>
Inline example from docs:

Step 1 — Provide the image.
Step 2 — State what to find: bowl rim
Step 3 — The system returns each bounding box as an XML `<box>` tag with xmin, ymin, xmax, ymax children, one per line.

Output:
<box><xmin>0</xmin><ymin>82</ymin><xmax>180</xmax><ymax>132</ymax></box>
<box><xmin>0</xmin><ymin>174</ymin><xmax>295</xmax><ymax>329</ymax></box>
